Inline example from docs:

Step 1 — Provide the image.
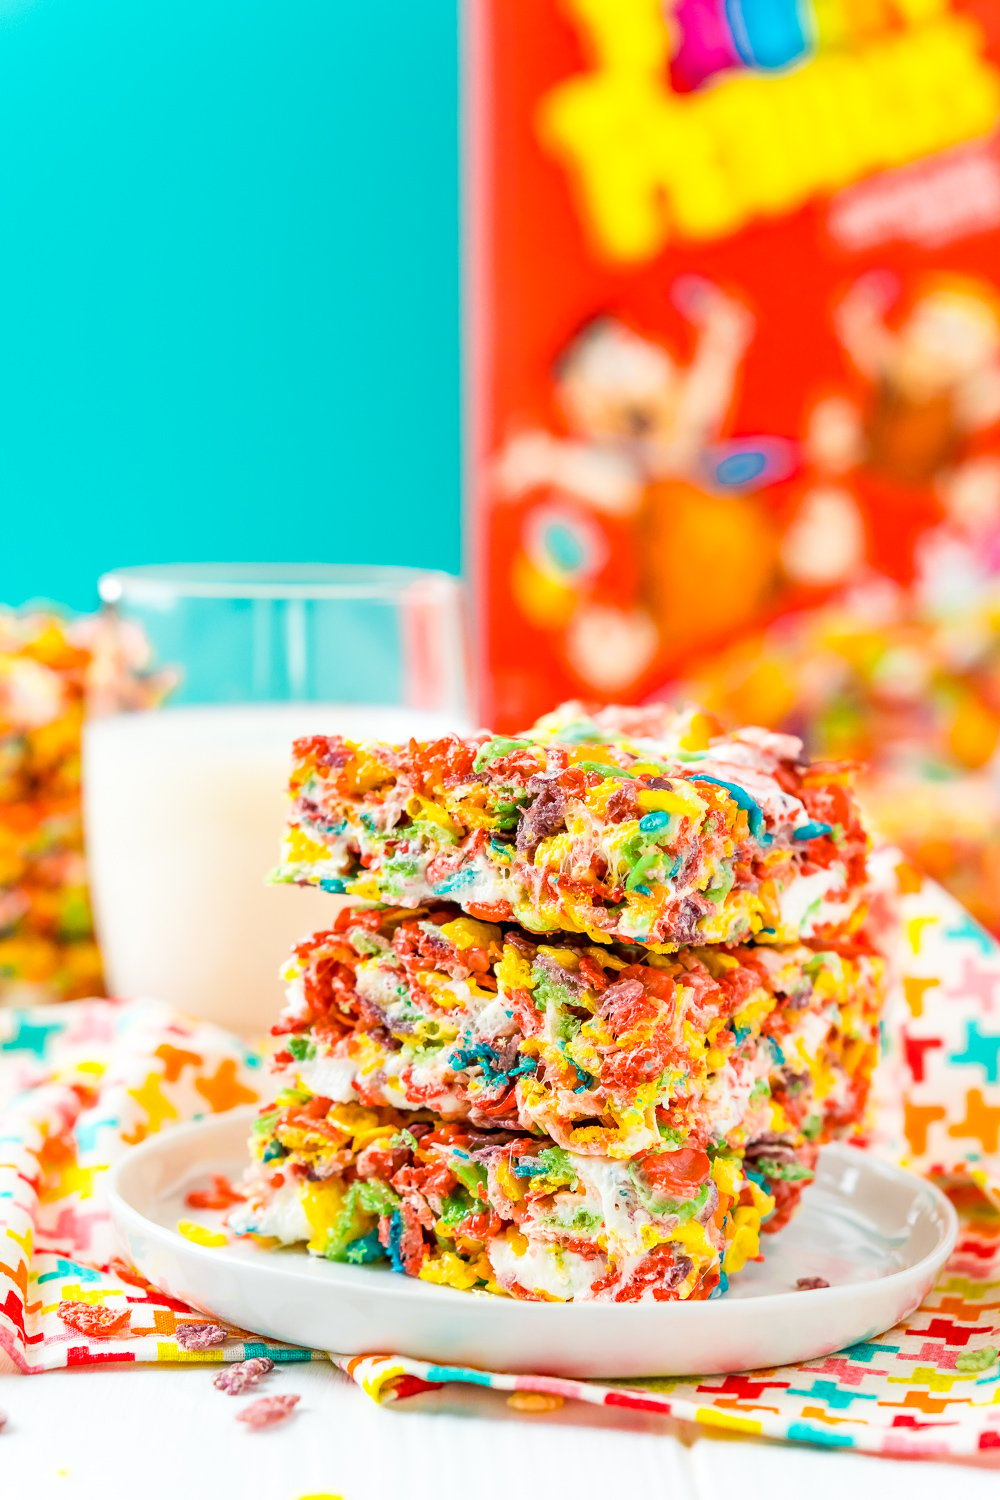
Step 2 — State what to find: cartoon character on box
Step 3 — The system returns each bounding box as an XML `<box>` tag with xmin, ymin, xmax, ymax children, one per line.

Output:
<box><xmin>790</xmin><ymin>273</ymin><xmax>1000</xmax><ymax>586</ymax></box>
<box><xmin>494</xmin><ymin>277</ymin><xmax>793</xmax><ymax>692</ymax></box>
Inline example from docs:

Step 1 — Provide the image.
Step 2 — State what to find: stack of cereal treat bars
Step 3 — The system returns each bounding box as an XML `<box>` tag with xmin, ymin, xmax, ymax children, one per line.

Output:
<box><xmin>232</xmin><ymin>703</ymin><xmax>886</xmax><ymax>1303</ymax></box>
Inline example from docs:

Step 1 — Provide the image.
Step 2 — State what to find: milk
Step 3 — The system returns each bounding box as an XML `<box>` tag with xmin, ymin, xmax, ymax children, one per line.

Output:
<box><xmin>83</xmin><ymin>704</ymin><xmax>469</xmax><ymax>1036</ymax></box>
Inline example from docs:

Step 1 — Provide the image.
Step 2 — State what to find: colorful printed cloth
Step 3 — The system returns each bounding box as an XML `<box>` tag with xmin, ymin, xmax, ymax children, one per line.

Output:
<box><xmin>0</xmin><ymin>998</ymin><xmax>314</xmax><ymax>1373</ymax></box>
<box><xmin>4</xmin><ymin>859</ymin><xmax>1000</xmax><ymax>1461</ymax></box>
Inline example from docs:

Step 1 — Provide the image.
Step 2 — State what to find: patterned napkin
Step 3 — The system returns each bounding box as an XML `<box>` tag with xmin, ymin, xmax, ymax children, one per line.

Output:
<box><xmin>3</xmin><ymin>860</ymin><xmax>1000</xmax><ymax>1460</ymax></box>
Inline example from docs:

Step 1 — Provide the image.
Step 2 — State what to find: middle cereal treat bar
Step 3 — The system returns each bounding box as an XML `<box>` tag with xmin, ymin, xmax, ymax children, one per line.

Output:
<box><xmin>273</xmin><ymin>903</ymin><xmax>884</xmax><ymax>1161</ymax></box>
<box><xmin>278</xmin><ymin>702</ymin><xmax>870</xmax><ymax>951</ymax></box>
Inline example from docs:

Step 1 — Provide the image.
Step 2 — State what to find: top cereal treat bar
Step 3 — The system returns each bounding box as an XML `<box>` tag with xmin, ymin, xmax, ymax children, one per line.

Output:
<box><xmin>278</xmin><ymin>702</ymin><xmax>870</xmax><ymax>952</ymax></box>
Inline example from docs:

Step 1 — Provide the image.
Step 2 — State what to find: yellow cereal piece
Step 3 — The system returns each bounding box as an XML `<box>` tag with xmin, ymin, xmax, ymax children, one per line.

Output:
<box><xmin>284</xmin><ymin>826</ymin><xmax>330</xmax><ymax>865</ymax></box>
<box><xmin>585</xmin><ymin>779</ymin><xmax>618</xmax><ymax>814</ymax></box>
<box><xmin>723</xmin><ymin>1208</ymin><xmax>762</xmax><ymax>1275</ymax></box>
<box><xmin>415</xmin><ymin>970</ymin><xmax>466</xmax><ymax>1010</ymax></box>
<box><xmin>440</xmin><ymin>916</ymin><xmax>501</xmax><ymax>951</ymax></box>
<box><xmin>301</xmin><ymin>1181</ymin><xmax>348</xmax><ymax>1255</ymax></box>
<box><xmin>327</xmin><ymin>1102</ymin><xmax>396</xmax><ymax>1150</ymax></box>
<box><xmin>495</xmin><ymin>1157</ymin><xmax>526</xmax><ymax>1202</ymax></box>
<box><xmin>405</xmin><ymin>794</ymin><xmax>461</xmax><ymax>837</ymax></box>
<box><xmin>668</xmin><ymin>1220</ymin><xmax>714</xmax><ymax>1263</ymax></box>
<box><xmin>679</xmin><ymin>711</ymin><xmax>715</xmax><ymax>752</ymax></box>
<box><xmin>732</xmin><ymin>991</ymin><xmax>774</xmax><ymax>1034</ymax></box>
<box><xmin>345</xmin><ymin>875</ymin><xmax>383</xmax><ymax>904</ymax></box>
<box><xmin>536</xmin><ymin>943</ymin><xmax>582</xmax><ymax>973</ymax></box>
<box><xmin>349</xmin><ymin>752</ymin><xmax>393</xmax><ymax>794</ymax></box>
<box><xmin>568</xmin><ymin>745</ymin><xmax>616</xmax><ymax>769</ymax></box>
<box><xmin>636</xmin><ymin>787</ymin><xmax>692</xmax><ymax>817</ymax></box>
<box><xmin>176</xmin><ymin>1219</ymin><xmax>227</xmax><ymax>1248</ymax></box>
<box><xmin>534</xmin><ymin>830</ymin><xmax>575</xmax><ymax>868</ymax></box>
<box><xmin>418</xmin><ymin>1251</ymin><xmax>483</xmax><ymax>1292</ymax></box>
<box><xmin>746</xmin><ymin>1179</ymin><xmax>776</xmax><ymax>1219</ymax></box>
<box><xmin>587</xmin><ymin>945</ymin><xmax>627</xmax><ymax>971</ymax></box>
<box><xmin>711</xmin><ymin>1154</ymin><xmax>744</xmax><ymax>1201</ymax></box>
<box><xmin>497</xmin><ymin>947</ymin><xmax>535</xmax><ymax>992</ymax></box>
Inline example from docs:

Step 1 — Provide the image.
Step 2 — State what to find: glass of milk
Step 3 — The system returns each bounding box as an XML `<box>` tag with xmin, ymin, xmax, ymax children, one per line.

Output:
<box><xmin>83</xmin><ymin>564</ymin><xmax>471</xmax><ymax>1036</ymax></box>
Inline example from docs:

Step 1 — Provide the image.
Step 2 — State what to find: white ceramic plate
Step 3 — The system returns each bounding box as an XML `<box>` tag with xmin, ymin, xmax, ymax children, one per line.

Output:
<box><xmin>107</xmin><ymin>1108</ymin><xmax>957</xmax><ymax>1379</ymax></box>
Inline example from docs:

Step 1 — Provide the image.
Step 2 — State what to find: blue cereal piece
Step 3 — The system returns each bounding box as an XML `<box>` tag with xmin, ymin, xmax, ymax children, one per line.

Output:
<box><xmin>433</xmin><ymin>866</ymin><xmax>477</xmax><ymax>896</ymax></box>
<box><xmin>793</xmin><ymin>820</ymin><xmax>833</xmax><ymax>841</ymax></box>
<box><xmin>386</xmin><ymin>1211</ymin><xmax>406</xmax><ymax>1274</ymax></box>
<box><xmin>689</xmin><ymin>774</ymin><xmax>770</xmax><ymax>844</ymax></box>
<box><xmin>345</xmin><ymin>1231</ymin><xmax>385</xmax><ymax>1265</ymax></box>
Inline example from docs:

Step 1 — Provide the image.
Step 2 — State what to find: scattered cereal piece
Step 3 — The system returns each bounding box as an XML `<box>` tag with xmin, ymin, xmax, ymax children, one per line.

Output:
<box><xmin>795</xmin><ymin>1277</ymin><xmax>830</xmax><ymax>1290</ymax></box>
<box><xmin>214</xmin><ymin>1356</ymin><xmax>275</xmax><ymax>1393</ymax></box>
<box><xmin>105</xmin><ymin>1258</ymin><xmax>151</xmax><ymax>1290</ymax></box>
<box><xmin>0</xmin><ymin>1409</ymin><xmax>7</xmax><ymax>1433</ymax></box>
<box><xmin>957</xmin><ymin>1345</ymin><xmax>999</xmax><ymax>1372</ymax></box>
<box><xmin>58</xmin><ymin>1301</ymin><xmax>131</xmax><ymax>1338</ymax></box>
<box><xmin>176</xmin><ymin>1218</ymin><xmax>228</xmax><ymax>1248</ymax></box>
<box><xmin>175</xmin><ymin>1322</ymin><xmax>228</xmax><ymax>1350</ymax></box>
<box><xmin>506</xmin><ymin>1392</ymin><xmax>565</xmax><ymax>1413</ymax></box>
<box><xmin>237</xmin><ymin>1394</ymin><xmax>301</xmax><ymax>1429</ymax></box>
<box><xmin>186</xmin><ymin>1174</ymin><xmax>245</xmax><ymax>1211</ymax></box>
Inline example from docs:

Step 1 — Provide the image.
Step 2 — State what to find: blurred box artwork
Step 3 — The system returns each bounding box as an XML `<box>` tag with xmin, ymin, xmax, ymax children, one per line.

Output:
<box><xmin>468</xmin><ymin>0</ymin><xmax>1000</xmax><ymax>926</ymax></box>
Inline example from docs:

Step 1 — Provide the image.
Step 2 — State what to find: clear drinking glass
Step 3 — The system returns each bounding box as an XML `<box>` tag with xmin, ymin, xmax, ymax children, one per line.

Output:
<box><xmin>83</xmin><ymin>564</ymin><xmax>471</xmax><ymax>1035</ymax></box>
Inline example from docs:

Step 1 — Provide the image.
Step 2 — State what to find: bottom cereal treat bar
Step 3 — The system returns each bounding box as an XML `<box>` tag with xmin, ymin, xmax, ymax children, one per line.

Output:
<box><xmin>231</xmin><ymin>1099</ymin><xmax>811</xmax><ymax>1303</ymax></box>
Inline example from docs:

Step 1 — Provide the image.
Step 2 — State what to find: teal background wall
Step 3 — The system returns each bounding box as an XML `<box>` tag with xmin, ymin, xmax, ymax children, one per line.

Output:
<box><xmin>0</xmin><ymin>0</ymin><xmax>461</xmax><ymax>611</ymax></box>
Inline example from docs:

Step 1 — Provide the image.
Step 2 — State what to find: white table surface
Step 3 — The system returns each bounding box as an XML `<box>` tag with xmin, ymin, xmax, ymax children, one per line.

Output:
<box><xmin>3</xmin><ymin>1358</ymin><xmax>999</xmax><ymax>1500</ymax></box>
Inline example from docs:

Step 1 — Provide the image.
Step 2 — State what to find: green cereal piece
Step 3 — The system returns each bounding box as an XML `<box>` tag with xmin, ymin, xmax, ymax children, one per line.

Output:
<box><xmin>957</xmin><ymin>1346</ymin><xmax>998</xmax><ymax>1372</ymax></box>
<box><xmin>473</xmin><ymin>737</ymin><xmax>532</xmax><ymax>771</ymax></box>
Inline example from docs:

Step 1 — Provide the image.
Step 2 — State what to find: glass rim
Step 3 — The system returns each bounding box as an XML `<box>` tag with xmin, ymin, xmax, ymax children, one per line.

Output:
<box><xmin>98</xmin><ymin>563</ymin><xmax>462</xmax><ymax>605</ymax></box>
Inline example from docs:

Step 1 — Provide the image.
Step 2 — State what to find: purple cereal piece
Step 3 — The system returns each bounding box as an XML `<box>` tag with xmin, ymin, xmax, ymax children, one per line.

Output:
<box><xmin>213</xmin><ymin>1357</ymin><xmax>275</xmax><ymax>1394</ymax></box>
<box><xmin>237</xmin><ymin>1394</ymin><xmax>300</xmax><ymax>1429</ymax></box>
<box><xmin>176</xmin><ymin>1322</ymin><xmax>228</xmax><ymax>1350</ymax></box>
<box><xmin>516</xmin><ymin>781</ymin><xmax>567</xmax><ymax>857</ymax></box>
<box><xmin>795</xmin><ymin>1276</ymin><xmax>830</xmax><ymax>1290</ymax></box>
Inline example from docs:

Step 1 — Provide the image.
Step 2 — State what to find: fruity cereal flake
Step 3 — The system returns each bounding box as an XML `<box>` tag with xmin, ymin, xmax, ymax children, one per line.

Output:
<box><xmin>175</xmin><ymin>1322</ymin><xmax>228</xmax><ymax>1350</ymax></box>
<box><xmin>57</xmin><ymin>1301</ymin><xmax>131</xmax><ymax>1338</ymax></box>
<box><xmin>214</xmin><ymin>1357</ymin><xmax>275</xmax><ymax>1394</ymax></box>
<box><xmin>236</xmin><ymin>1394</ymin><xmax>300</xmax><ymax>1429</ymax></box>
<box><xmin>278</xmin><ymin>702</ymin><xmax>870</xmax><ymax>953</ymax></box>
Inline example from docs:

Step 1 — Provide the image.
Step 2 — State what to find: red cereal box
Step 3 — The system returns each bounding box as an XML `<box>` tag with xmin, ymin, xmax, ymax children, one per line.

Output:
<box><xmin>467</xmin><ymin>0</ymin><xmax>1000</xmax><ymax>733</ymax></box>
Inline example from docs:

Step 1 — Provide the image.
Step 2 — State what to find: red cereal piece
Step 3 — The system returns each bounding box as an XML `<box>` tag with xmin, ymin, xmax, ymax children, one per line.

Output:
<box><xmin>0</xmin><ymin>1408</ymin><xmax>7</xmax><ymax>1433</ymax></box>
<box><xmin>236</xmin><ymin>1394</ymin><xmax>300</xmax><ymax>1429</ymax></box>
<box><xmin>104</xmin><ymin>1257</ymin><xmax>152</xmax><ymax>1291</ymax></box>
<box><xmin>175</xmin><ymin>1322</ymin><xmax>228</xmax><ymax>1350</ymax></box>
<box><xmin>213</xmin><ymin>1356</ymin><xmax>275</xmax><ymax>1394</ymax></box>
<box><xmin>185</xmin><ymin>1174</ymin><xmax>245</xmax><ymax>1211</ymax></box>
<box><xmin>795</xmin><ymin>1276</ymin><xmax>830</xmax><ymax>1290</ymax></box>
<box><xmin>58</xmin><ymin>1301</ymin><xmax>132</xmax><ymax>1338</ymax></box>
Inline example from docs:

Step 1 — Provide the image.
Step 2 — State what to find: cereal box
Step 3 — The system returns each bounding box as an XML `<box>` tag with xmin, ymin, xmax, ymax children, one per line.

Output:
<box><xmin>467</xmin><ymin>0</ymin><xmax>1000</xmax><ymax>732</ymax></box>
